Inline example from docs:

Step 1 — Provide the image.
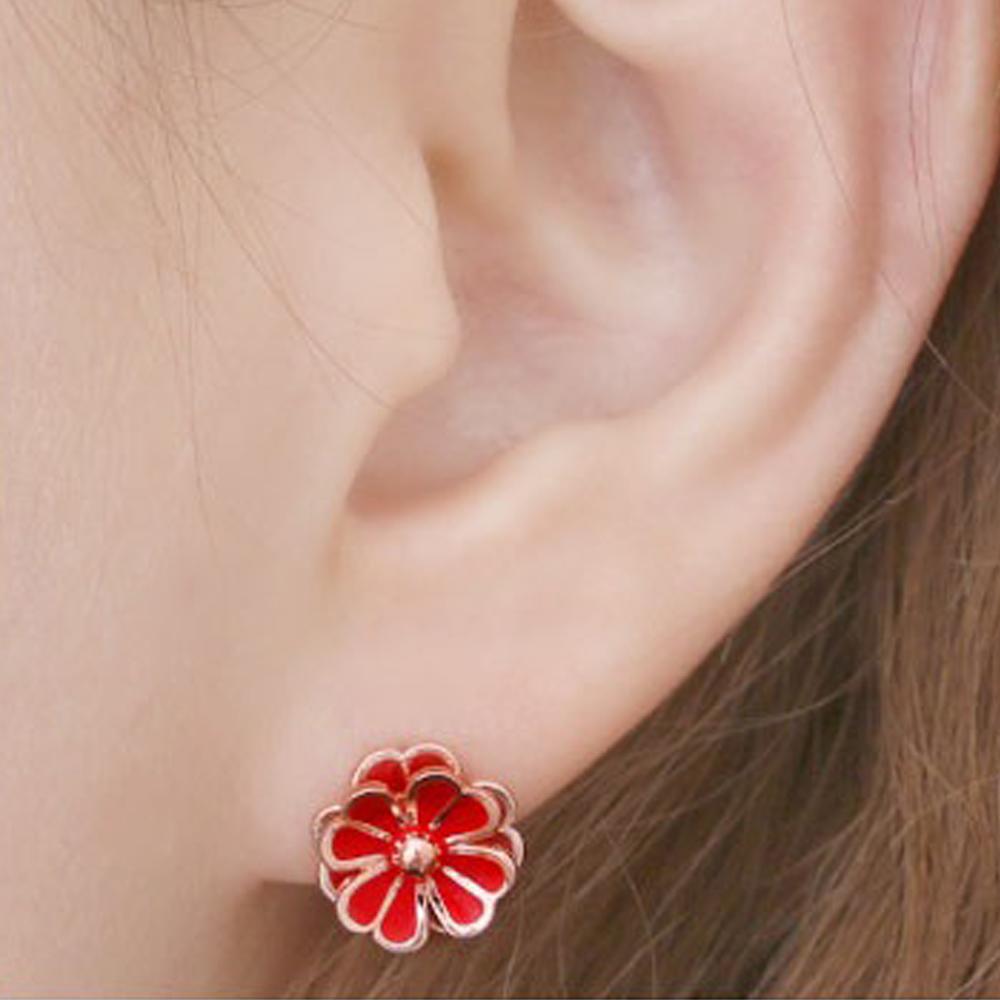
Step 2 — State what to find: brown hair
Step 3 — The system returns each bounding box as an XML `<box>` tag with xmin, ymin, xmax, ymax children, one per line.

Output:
<box><xmin>290</xmin><ymin>174</ymin><xmax>1000</xmax><ymax>997</ymax></box>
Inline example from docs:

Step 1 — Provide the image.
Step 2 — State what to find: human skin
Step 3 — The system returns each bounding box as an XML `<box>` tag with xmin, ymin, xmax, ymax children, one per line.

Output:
<box><xmin>1</xmin><ymin>1</ymin><xmax>998</xmax><ymax>994</ymax></box>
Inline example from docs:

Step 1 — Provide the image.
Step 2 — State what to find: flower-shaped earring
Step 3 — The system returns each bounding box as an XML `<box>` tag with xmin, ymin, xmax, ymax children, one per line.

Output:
<box><xmin>312</xmin><ymin>743</ymin><xmax>524</xmax><ymax>953</ymax></box>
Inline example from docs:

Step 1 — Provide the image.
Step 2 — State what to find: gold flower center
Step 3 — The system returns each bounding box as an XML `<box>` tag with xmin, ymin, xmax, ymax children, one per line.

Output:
<box><xmin>396</xmin><ymin>833</ymin><xmax>438</xmax><ymax>875</ymax></box>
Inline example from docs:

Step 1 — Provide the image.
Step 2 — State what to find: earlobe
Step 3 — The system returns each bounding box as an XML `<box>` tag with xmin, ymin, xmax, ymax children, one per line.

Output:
<box><xmin>262</xmin><ymin>0</ymin><xmax>1000</xmax><ymax>884</ymax></box>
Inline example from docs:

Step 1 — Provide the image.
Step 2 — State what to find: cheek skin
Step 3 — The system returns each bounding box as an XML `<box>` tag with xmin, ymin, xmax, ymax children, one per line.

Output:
<box><xmin>0</xmin><ymin>4</ymin><xmax>460</xmax><ymax>991</ymax></box>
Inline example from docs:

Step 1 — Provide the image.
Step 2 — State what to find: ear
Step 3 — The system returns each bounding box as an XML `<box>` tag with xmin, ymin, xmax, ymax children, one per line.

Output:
<box><xmin>262</xmin><ymin>0</ymin><xmax>1000</xmax><ymax>881</ymax></box>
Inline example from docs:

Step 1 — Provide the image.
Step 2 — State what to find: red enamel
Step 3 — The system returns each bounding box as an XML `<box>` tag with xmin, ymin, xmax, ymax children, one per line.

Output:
<box><xmin>328</xmin><ymin>868</ymin><xmax>355</xmax><ymax>891</ymax></box>
<box><xmin>432</xmin><ymin>870</ymin><xmax>485</xmax><ymax>927</ymax></box>
<box><xmin>317</xmin><ymin>744</ymin><xmax>522</xmax><ymax>950</ymax></box>
<box><xmin>330</xmin><ymin>825</ymin><xmax>390</xmax><ymax>862</ymax></box>
<box><xmin>477</xmin><ymin>830</ymin><xmax>520</xmax><ymax>863</ymax></box>
<box><xmin>406</xmin><ymin>749</ymin><xmax>455</xmax><ymax>776</ymax></box>
<box><xmin>346</xmin><ymin>869</ymin><xmax>400</xmax><ymax>928</ymax></box>
<box><xmin>412</xmin><ymin>775</ymin><xmax>460</xmax><ymax>827</ymax></box>
<box><xmin>445</xmin><ymin>852</ymin><xmax>508</xmax><ymax>894</ymax></box>
<box><xmin>479</xmin><ymin>784</ymin><xmax>513</xmax><ymax>824</ymax></box>
<box><xmin>359</xmin><ymin>757</ymin><xmax>407</xmax><ymax>794</ymax></box>
<box><xmin>379</xmin><ymin>874</ymin><xmax>421</xmax><ymax>944</ymax></box>
<box><xmin>436</xmin><ymin>793</ymin><xmax>493</xmax><ymax>838</ymax></box>
<box><xmin>346</xmin><ymin>791</ymin><xmax>400</xmax><ymax>835</ymax></box>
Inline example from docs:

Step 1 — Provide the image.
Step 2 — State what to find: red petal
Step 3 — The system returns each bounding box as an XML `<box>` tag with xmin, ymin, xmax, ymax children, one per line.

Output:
<box><xmin>327</xmin><ymin>868</ymin><xmax>355</xmax><ymax>890</ymax></box>
<box><xmin>436</xmin><ymin>791</ymin><xmax>497</xmax><ymax>839</ymax></box>
<box><xmin>329</xmin><ymin>825</ymin><xmax>391</xmax><ymax>864</ymax></box>
<box><xmin>405</xmin><ymin>745</ymin><xmax>459</xmax><ymax>778</ymax></box>
<box><xmin>410</xmin><ymin>773</ymin><xmax>461</xmax><ymax>828</ymax></box>
<box><xmin>378</xmin><ymin>874</ymin><xmax>422</xmax><ymax>946</ymax></box>
<box><xmin>346</xmin><ymin>790</ymin><xmax>401</xmax><ymax>836</ymax></box>
<box><xmin>341</xmin><ymin>868</ymin><xmax>400</xmax><ymax>930</ymax></box>
<box><xmin>476</xmin><ymin>781</ymin><xmax>516</xmax><ymax>826</ymax></box>
<box><xmin>444</xmin><ymin>850</ymin><xmax>510</xmax><ymax>894</ymax></box>
<box><xmin>355</xmin><ymin>755</ymin><xmax>407</xmax><ymax>795</ymax></box>
<box><xmin>477</xmin><ymin>829</ymin><xmax>525</xmax><ymax>867</ymax></box>
<box><xmin>319</xmin><ymin>864</ymin><xmax>356</xmax><ymax>903</ymax></box>
<box><xmin>431</xmin><ymin>870</ymin><xmax>486</xmax><ymax>928</ymax></box>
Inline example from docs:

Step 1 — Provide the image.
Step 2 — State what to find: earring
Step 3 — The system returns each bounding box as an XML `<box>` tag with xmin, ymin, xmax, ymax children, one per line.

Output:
<box><xmin>312</xmin><ymin>743</ymin><xmax>525</xmax><ymax>953</ymax></box>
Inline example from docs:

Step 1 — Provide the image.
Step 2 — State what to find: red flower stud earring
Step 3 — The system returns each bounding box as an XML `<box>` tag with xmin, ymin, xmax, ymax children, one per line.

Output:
<box><xmin>312</xmin><ymin>743</ymin><xmax>525</xmax><ymax>953</ymax></box>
